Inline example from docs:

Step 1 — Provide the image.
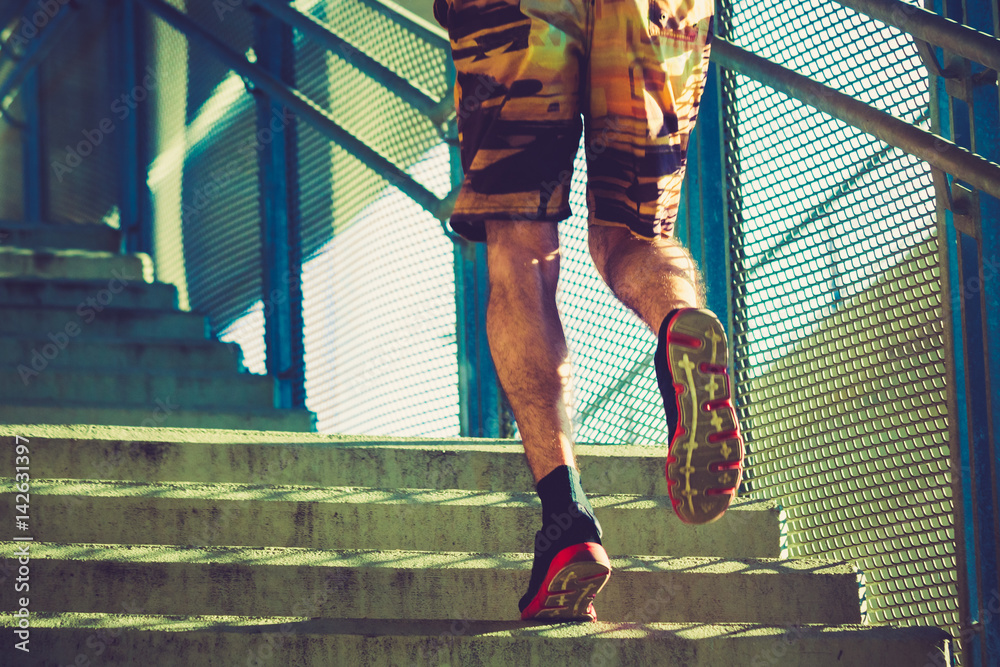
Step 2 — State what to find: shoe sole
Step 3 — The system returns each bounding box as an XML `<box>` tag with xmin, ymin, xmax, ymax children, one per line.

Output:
<box><xmin>520</xmin><ymin>543</ymin><xmax>611</xmax><ymax>622</ymax></box>
<box><xmin>663</xmin><ymin>308</ymin><xmax>745</xmax><ymax>525</ymax></box>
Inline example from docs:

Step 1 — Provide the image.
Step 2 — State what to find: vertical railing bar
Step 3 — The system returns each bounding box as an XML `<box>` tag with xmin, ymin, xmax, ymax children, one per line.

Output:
<box><xmin>22</xmin><ymin>68</ymin><xmax>42</xmax><ymax>223</ymax></box>
<box><xmin>254</xmin><ymin>1</ymin><xmax>305</xmax><ymax>410</ymax></box>
<box><xmin>118</xmin><ymin>0</ymin><xmax>150</xmax><ymax>254</ymax></box>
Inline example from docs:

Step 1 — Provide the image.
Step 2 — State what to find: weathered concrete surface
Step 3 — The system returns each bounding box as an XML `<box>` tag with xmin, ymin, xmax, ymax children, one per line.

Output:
<box><xmin>0</xmin><ymin>247</ymin><xmax>151</xmax><ymax>281</ymax></box>
<box><xmin>0</xmin><ymin>422</ymin><xmax>951</xmax><ymax>663</ymax></box>
<box><xmin>0</xmin><ymin>425</ymin><xmax>676</xmax><ymax>495</ymax></box>
<box><xmin>0</xmin><ymin>614</ymin><xmax>951</xmax><ymax>667</ymax></box>
<box><xmin>0</xmin><ymin>305</ymin><xmax>207</xmax><ymax>340</ymax></box>
<box><xmin>0</xmin><ymin>277</ymin><xmax>178</xmax><ymax>310</ymax></box>
<box><xmin>0</xmin><ymin>335</ymin><xmax>243</xmax><ymax>372</ymax></box>
<box><xmin>1</xmin><ymin>367</ymin><xmax>275</xmax><ymax>406</ymax></box>
<box><xmin>0</xmin><ymin>220</ymin><xmax>120</xmax><ymax>252</ymax></box>
<box><xmin>16</xmin><ymin>480</ymin><xmax>781</xmax><ymax>558</ymax></box>
<box><xmin>0</xmin><ymin>405</ymin><xmax>315</xmax><ymax>431</ymax></box>
<box><xmin>1</xmin><ymin>544</ymin><xmax>861</xmax><ymax>625</ymax></box>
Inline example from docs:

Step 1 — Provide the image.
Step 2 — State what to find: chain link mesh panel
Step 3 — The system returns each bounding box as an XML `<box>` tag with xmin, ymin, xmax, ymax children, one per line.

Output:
<box><xmin>558</xmin><ymin>143</ymin><xmax>668</xmax><ymax>447</ymax></box>
<box><xmin>0</xmin><ymin>93</ymin><xmax>25</xmax><ymax>221</ymax></box>
<box><xmin>124</xmin><ymin>3</ymin><xmax>966</xmax><ymax>640</ymax></box>
<box><xmin>41</xmin><ymin>0</ymin><xmax>119</xmax><ymax>225</ymax></box>
<box><xmin>719</xmin><ymin>0</ymin><xmax>956</xmax><ymax>643</ymax></box>
<box><xmin>294</xmin><ymin>0</ymin><xmax>458</xmax><ymax>436</ymax></box>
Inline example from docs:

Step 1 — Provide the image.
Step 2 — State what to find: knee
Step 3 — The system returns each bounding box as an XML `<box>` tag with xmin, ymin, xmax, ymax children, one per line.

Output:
<box><xmin>486</xmin><ymin>220</ymin><xmax>561</xmax><ymax>287</ymax></box>
<box><xmin>588</xmin><ymin>224</ymin><xmax>635</xmax><ymax>283</ymax></box>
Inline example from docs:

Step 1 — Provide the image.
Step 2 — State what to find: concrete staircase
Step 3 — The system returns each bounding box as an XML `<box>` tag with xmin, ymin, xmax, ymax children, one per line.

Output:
<box><xmin>0</xmin><ymin>425</ymin><xmax>952</xmax><ymax>665</ymax></box>
<box><xmin>0</xmin><ymin>221</ymin><xmax>313</xmax><ymax>431</ymax></box>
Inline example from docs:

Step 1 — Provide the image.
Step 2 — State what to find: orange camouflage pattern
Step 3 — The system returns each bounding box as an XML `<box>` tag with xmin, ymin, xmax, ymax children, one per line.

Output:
<box><xmin>434</xmin><ymin>0</ymin><xmax>714</xmax><ymax>241</ymax></box>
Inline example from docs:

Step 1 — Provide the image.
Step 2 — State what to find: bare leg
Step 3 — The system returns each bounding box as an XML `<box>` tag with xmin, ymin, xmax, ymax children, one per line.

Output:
<box><xmin>485</xmin><ymin>220</ymin><xmax>576</xmax><ymax>484</ymax></box>
<box><xmin>588</xmin><ymin>225</ymin><xmax>706</xmax><ymax>331</ymax></box>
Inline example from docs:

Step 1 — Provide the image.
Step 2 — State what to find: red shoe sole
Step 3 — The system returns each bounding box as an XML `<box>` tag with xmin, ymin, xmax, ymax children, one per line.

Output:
<box><xmin>520</xmin><ymin>542</ymin><xmax>611</xmax><ymax>622</ymax></box>
<box><xmin>663</xmin><ymin>309</ymin><xmax>745</xmax><ymax>525</ymax></box>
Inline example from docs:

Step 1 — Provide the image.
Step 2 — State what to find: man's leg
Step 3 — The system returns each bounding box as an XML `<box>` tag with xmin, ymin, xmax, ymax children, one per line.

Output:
<box><xmin>588</xmin><ymin>224</ymin><xmax>744</xmax><ymax>525</ymax></box>
<box><xmin>485</xmin><ymin>220</ymin><xmax>573</xmax><ymax>483</ymax></box>
<box><xmin>485</xmin><ymin>219</ymin><xmax>610</xmax><ymax>621</ymax></box>
<box><xmin>587</xmin><ymin>225</ymin><xmax>705</xmax><ymax>331</ymax></box>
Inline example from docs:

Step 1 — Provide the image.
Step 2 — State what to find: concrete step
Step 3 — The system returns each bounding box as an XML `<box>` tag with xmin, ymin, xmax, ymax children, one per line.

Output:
<box><xmin>2</xmin><ymin>543</ymin><xmax>863</xmax><ymax>625</ymax></box>
<box><xmin>3</xmin><ymin>366</ymin><xmax>275</xmax><ymax>408</ymax></box>
<box><xmin>0</xmin><ymin>613</ymin><xmax>952</xmax><ymax>667</ymax></box>
<box><xmin>18</xmin><ymin>480</ymin><xmax>782</xmax><ymax>559</ymax></box>
<box><xmin>0</xmin><ymin>220</ymin><xmax>120</xmax><ymax>252</ymax></box>
<box><xmin>0</xmin><ymin>335</ymin><xmax>244</xmax><ymax>372</ymax></box>
<box><xmin>0</xmin><ymin>277</ymin><xmax>178</xmax><ymax>310</ymax></box>
<box><xmin>0</xmin><ymin>305</ymin><xmax>208</xmax><ymax>340</ymax></box>
<box><xmin>0</xmin><ymin>614</ymin><xmax>952</xmax><ymax>667</ymax></box>
<box><xmin>0</xmin><ymin>425</ymin><xmax>672</xmax><ymax>495</ymax></box>
<box><xmin>0</xmin><ymin>403</ymin><xmax>315</xmax><ymax>431</ymax></box>
<box><xmin>0</xmin><ymin>246</ymin><xmax>151</xmax><ymax>281</ymax></box>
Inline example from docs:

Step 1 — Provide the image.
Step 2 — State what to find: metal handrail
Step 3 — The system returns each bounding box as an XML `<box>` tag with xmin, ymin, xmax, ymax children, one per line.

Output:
<box><xmin>712</xmin><ymin>38</ymin><xmax>1000</xmax><ymax>203</ymax></box>
<box><xmin>355</xmin><ymin>0</ymin><xmax>449</xmax><ymax>51</ymax></box>
<box><xmin>832</xmin><ymin>0</ymin><xmax>1000</xmax><ymax>73</ymax></box>
<box><xmin>0</xmin><ymin>0</ymin><xmax>80</xmax><ymax>124</ymax></box>
<box><xmin>0</xmin><ymin>0</ymin><xmax>34</xmax><ymax>50</ymax></box>
<box><xmin>251</xmin><ymin>0</ymin><xmax>453</xmax><ymax>125</ymax></box>
<box><xmin>133</xmin><ymin>0</ymin><xmax>456</xmax><ymax>221</ymax></box>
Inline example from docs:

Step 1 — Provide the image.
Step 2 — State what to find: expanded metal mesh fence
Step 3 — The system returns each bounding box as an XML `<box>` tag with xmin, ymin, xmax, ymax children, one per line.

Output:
<box><xmin>0</xmin><ymin>0</ymin><xmax>120</xmax><ymax>225</ymax></box>
<box><xmin>150</xmin><ymin>0</ymin><xmax>459</xmax><ymax>436</ymax></box>
<box><xmin>293</xmin><ymin>0</ymin><xmax>459</xmax><ymax>436</ymax></box>
<box><xmin>557</xmin><ymin>143</ymin><xmax>669</xmax><ymax>447</ymax></box>
<box><xmin>718</xmin><ymin>0</ymin><xmax>956</xmax><ymax>644</ymax></box>
<box><xmin>6</xmin><ymin>0</ymin><xmax>960</xmax><ymax>637</ymax></box>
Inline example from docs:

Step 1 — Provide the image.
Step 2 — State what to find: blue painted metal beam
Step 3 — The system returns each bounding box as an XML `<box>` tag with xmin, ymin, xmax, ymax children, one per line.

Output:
<box><xmin>930</xmin><ymin>0</ymin><xmax>1000</xmax><ymax>662</ymax></box>
<box><xmin>446</xmin><ymin>53</ymin><xmax>500</xmax><ymax>437</ymax></box>
<box><xmin>254</xmin><ymin>1</ymin><xmax>306</xmax><ymax>409</ymax></box>
<box><xmin>690</xmin><ymin>61</ymin><xmax>730</xmax><ymax>334</ymax></box>
<box><xmin>454</xmin><ymin>238</ymin><xmax>500</xmax><ymax>438</ymax></box>
<box><xmin>22</xmin><ymin>68</ymin><xmax>43</xmax><ymax>223</ymax></box>
<box><xmin>964</xmin><ymin>0</ymin><xmax>1000</xmax><ymax>661</ymax></box>
<box><xmin>116</xmin><ymin>0</ymin><xmax>152</xmax><ymax>254</ymax></box>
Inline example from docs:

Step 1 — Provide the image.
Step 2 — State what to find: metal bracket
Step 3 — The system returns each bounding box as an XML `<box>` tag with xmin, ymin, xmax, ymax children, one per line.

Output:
<box><xmin>951</xmin><ymin>182</ymin><xmax>981</xmax><ymax>239</ymax></box>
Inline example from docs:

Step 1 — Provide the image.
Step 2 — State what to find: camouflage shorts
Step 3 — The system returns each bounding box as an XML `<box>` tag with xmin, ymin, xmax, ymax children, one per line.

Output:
<box><xmin>433</xmin><ymin>0</ymin><xmax>714</xmax><ymax>242</ymax></box>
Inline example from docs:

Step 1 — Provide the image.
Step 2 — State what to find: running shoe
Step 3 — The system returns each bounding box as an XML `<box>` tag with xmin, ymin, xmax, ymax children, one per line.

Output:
<box><xmin>655</xmin><ymin>308</ymin><xmax>744</xmax><ymax>524</ymax></box>
<box><xmin>519</xmin><ymin>541</ymin><xmax>611</xmax><ymax>621</ymax></box>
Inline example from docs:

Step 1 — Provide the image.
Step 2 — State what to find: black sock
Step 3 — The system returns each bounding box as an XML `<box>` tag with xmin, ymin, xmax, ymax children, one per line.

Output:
<box><xmin>536</xmin><ymin>465</ymin><xmax>602</xmax><ymax>541</ymax></box>
<box><xmin>519</xmin><ymin>466</ymin><xmax>602</xmax><ymax>613</ymax></box>
<box><xmin>655</xmin><ymin>310</ymin><xmax>681</xmax><ymax>438</ymax></box>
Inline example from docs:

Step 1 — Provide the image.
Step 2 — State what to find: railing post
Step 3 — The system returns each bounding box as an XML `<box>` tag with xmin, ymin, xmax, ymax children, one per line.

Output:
<box><xmin>116</xmin><ymin>0</ymin><xmax>151</xmax><ymax>254</ymax></box>
<box><xmin>706</xmin><ymin>1</ymin><xmax>751</xmax><ymax>491</ymax></box>
<box><xmin>928</xmin><ymin>0</ymin><xmax>1000</xmax><ymax>663</ymax></box>
<box><xmin>253</xmin><ymin>1</ymin><xmax>305</xmax><ymax>409</ymax></box>
<box><xmin>448</xmin><ymin>79</ymin><xmax>502</xmax><ymax>438</ymax></box>
<box><xmin>22</xmin><ymin>67</ymin><xmax>43</xmax><ymax>224</ymax></box>
<box><xmin>454</xmin><ymin>237</ymin><xmax>501</xmax><ymax>438</ymax></box>
<box><xmin>687</xmin><ymin>61</ymin><xmax>733</xmax><ymax>357</ymax></box>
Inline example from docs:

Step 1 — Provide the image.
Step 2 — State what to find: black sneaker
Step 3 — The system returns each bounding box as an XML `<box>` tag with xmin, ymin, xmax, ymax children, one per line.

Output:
<box><xmin>519</xmin><ymin>539</ymin><xmax>611</xmax><ymax>621</ymax></box>
<box><xmin>655</xmin><ymin>308</ymin><xmax>744</xmax><ymax>524</ymax></box>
